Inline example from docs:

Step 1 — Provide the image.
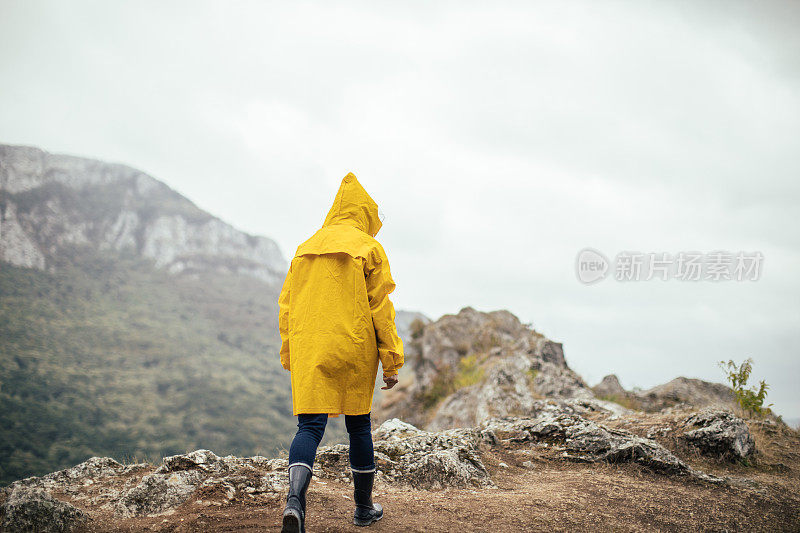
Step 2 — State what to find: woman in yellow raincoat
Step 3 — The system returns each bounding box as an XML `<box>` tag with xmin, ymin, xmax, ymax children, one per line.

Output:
<box><xmin>278</xmin><ymin>173</ymin><xmax>404</xmax><ymax>532</ymax></box>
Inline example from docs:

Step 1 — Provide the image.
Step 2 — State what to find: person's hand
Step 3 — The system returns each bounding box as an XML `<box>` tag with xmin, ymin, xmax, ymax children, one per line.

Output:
<box><xmin>381</xmin><ymin>373</ymin><xmax>399</xmax><ymax>390</ymax></box>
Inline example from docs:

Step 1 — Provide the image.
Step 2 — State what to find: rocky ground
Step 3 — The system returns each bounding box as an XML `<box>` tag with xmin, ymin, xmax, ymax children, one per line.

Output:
<box><xmin>2</xmin><ymin>401</ymin><xmax>798</xmax><ymax>532</ymax></box>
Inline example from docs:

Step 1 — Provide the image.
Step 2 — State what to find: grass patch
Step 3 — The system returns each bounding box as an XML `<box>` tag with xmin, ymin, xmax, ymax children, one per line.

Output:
<box><xmin>455</xmin><ymin>354</ymin><xmax>485</xmax><ymax>389</ymax></box>
<box><xmin>597</xmin><ymin>394</ymin><xmax>643</xmax><ymax>411</ymax></box>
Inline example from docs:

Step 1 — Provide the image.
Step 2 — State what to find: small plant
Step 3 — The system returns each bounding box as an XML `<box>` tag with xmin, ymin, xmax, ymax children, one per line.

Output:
<box><xmin>719</xmin><ymin>358</ymin><xmax>772</xmax><ymax>417</ymax></box>
<box><xmin>454</xmin><ymin>353</ymin><xmax>484</xmax><ymax>388</ymax></box>
<box><xmin>417</xmin><ymin>372</ymin><xmax>454</xmax><ymax>410</ymax></box>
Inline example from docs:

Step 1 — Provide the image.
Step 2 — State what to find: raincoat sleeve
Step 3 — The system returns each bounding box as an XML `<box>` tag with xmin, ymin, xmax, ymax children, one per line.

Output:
<box><xmin>366</xmin><ymin>244</ymin><xmax>404</xmax><ymax>378</ymax></box>
<box><xmin>278</xmin><ymin>263</ymin><xmax>292</xmax><ymax>371</ymax></box>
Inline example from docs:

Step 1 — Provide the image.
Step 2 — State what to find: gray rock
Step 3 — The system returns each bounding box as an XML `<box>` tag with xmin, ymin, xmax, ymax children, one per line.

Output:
<box><xmin>114</xmin><ymin>469</ymin><xmax>206</xmax><ymax>517</ymax></box>
<box><xmin>155</xmin><ymin>449</ymin><xmax>224</xmax><ymax>474</ymax></box>
<box><xmin>2</xmin><ymin>457</ymin><xmax>130</xmax><ymax>496</ymax></box>
<box><xmin>404</xmin><ymin>447</ymin><xmax>490</xmax><ymax>490</ymax></box>
<box><xmin>381</xmin><ymin>307</ymin><xmax>594</xmax><ymax>429</ymax></box>
<box><xmin>482</xmin><ymin>413</ymin><xmax>722</xmax><ymax>483</ymax></box>
<box><xmin>428</xmin><ymin>365</ymin><xmax>607</xmax><ymax>432</ymax></box>
<box><xmin>1</xmin><ymin>488</ymin><xmax>88</xmax><ymax>532</ymax></box>
<box><xmin>634</xmin><ymin>377</ymin><xmax>735</xmax><ymax>412</ymax></box>
<box><xmin>593</xmin><ymin>374</ymin><xmax>627</xmax><ymax>398</ymax></box>
<box><xmin>0</xmin><ymin>200</ymin><xmax>46</xmax><ymax>269</ymax></box>
<box><xmin>540</xmin><ymin>341</ymin><xmax>566</xmax><ymax>367</ymax></box>
<box><xmin>314</xmin><ymin>418</ymin><xmax>494</xmax><ymax>490</ymax></box>
<box><xmin>196</xmin><ymin>478</ymin><xmax>236</xmax><ymax>503</ymax></box>
<box><xmin>114</xmin><ymin>449</ymin><xmax>288</xmax><ymax>517</ymax></box>
<box><xmin>680</xmin><ymin>409</ymin><xmax>756</xmax><ymax>460</ymax></box>
<box><xmin>3</xmin><ymin>406</ymin><xmax>741</xmax><ymax>525</ymax></box>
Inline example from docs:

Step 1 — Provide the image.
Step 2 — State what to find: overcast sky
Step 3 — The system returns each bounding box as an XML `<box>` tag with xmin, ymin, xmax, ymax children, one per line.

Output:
<box><xmin>1</xmin><ymin>1</ymin><xmax>798</xmax><ymax>418</ymax></box>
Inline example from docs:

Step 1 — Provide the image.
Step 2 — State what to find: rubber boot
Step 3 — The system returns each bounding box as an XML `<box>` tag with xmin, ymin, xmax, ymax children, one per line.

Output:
<box><xmin>282</xmin><ymin>465</ymin><xmax>312</xmax><ymax>533</ymax></box>
<box><xmin>352</xmin><ymin>470</ymin><xmax>383</xmax><ymax>527</ymax></box>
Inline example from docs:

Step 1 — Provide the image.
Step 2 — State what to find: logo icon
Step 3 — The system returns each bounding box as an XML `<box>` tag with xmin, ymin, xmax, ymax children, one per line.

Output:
<box><xmin>576</xmin><ymin>248</ymin><xmax>609</xmax><ymax>284</ymax></box>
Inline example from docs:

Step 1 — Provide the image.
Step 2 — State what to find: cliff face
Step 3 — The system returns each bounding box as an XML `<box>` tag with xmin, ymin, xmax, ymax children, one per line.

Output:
<box><xmin>0</xmin><ymin>144</ymin><xmax>286</xmax><ymax>285</ymax></box>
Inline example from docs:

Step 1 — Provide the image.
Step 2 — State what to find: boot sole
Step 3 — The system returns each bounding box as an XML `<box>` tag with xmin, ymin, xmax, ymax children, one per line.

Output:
<box><xmin>282</xmin><ymin>508</ymin><xmax>302</xmax><ymax>533</ymax></box>
<box><xmin>353</xmin><ymin>513</ymin><xmax>383</xmax><ymax>527</ymax></box>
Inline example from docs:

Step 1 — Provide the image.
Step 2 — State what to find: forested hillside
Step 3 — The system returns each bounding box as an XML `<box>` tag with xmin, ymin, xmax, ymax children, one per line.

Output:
<box><xmin>0</xmin><ymin>247</ymin><xmax>302</xmax><ymax>486</ymax></box>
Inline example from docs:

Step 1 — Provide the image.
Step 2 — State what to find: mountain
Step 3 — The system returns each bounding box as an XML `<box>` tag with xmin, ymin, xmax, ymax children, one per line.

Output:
<box><xmin>0</xmin><ymin>144</ymin><xmax>286</xmax><ymax>283</ymax></box>
<box><xmin>0</xmin><ymin>144</ymin><xmax>302</xmax><ymax>487</ymax></box>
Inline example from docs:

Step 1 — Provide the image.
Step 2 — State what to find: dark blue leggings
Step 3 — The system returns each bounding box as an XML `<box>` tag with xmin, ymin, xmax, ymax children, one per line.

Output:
<box><xmin>288</xmin><ymin>413</ymin><xmax>375</xmax><ymax>472</ymax></box>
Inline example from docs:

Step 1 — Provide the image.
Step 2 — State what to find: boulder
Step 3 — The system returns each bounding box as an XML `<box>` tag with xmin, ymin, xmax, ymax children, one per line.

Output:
<box><xmin>1</xmin><ymin>488</ymin><xmax>88</xmax><ymax>532</ymax></box>
<box><xmin>680</xmin><ymin>409</ymin><xmax>756</xmax><ymax>460</ymax></box>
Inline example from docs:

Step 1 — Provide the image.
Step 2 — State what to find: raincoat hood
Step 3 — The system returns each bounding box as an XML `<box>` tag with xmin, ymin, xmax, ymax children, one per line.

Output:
<box><xmin>323</xmin><ymin>173</ymin><xmax>382</xmax><ymax>237</ymax></box>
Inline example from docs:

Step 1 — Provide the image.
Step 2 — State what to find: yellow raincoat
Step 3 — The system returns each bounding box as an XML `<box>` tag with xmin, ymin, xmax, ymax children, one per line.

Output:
<box><xmin>278</xmin><ymin>173</ymin><xmax>404</xmax><ymax>416</ymax></box>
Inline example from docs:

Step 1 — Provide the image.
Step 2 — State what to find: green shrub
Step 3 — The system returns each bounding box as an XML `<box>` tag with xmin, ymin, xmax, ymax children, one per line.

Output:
<box><xmin>417</xmin><ymin>371</ymin><xmax>454</xmax><ymax>410</ymax></box>
<box><xmin>719</xmin><ymin>358</ymin><xmax>772</xmax><ymax>417</ymax></box>
<box><xmin>415</xmin><ymin>353</ymin><xmax>486</xmax><ymax>409</ymax></box>
<box><xmin>454</xmin><ymin>354</ymin><xmax>484</xmax><ymax>388</ymax></box>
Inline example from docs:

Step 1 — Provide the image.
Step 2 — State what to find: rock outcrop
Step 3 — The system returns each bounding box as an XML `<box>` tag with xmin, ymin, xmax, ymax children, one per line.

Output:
<box><xmin>0</xmin><ymin>488</ymin><xmax>88</xmax><ymax>533</ymax></box>
<box><xmin>592</xmin><ymin>375</ymin><xmax>736</xmax><ymax>413</ymax></box>
<box><xmin>2</xmin><ymin>457</ymin><xmax>144</xmax><ymax>495</ymax></box>
<box><xmin>1</xmin><ymin>407</ymin><xmax>742</xmax><ymax>530</ymax></box>
<box><xmin>593</xmin><ymin>374</ymin><xmax>627</xmax><ymax>398</ymax></box>
<box><xmin>680</xmin><ymin>409</ymin><xmax>756</xmax><ymax>461</ymax></box>
<box><xmin>636</xmin><ymin>377</ymin><xmax>736</xmax><ymax>412</ymax></box>
<box><xmin>483</xmin><ymin>413</ymin><xmax>721</xmax><ymax>483</ymax></box>
<box><xmin>381</xmin><ymin>307</ymin><xmax>594</xmax><ymax>429</ymax></box>
<box><xmin>0</xmin><ymin>418</ymin><xmax>496</xmax><ymax>524</ymax></box>
<box><xmin>0</xmin><ymin>144</ymin><xmax>286</xmax><ymax>284</ymax></box>
<box><xmin>114</xmin><ymin>450</ymin><xmax>287</xmax><ymax>517</ymax></box>
<box><xmin>317</xmin><ymin>419</ymin><xmax>494</xmax><ymax>490</ymax></box>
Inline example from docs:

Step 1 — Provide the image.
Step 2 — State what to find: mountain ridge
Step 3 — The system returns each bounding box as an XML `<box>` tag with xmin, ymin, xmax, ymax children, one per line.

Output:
<box><xmin>0</xmin><ymin>143</ymin><xmax>286</xmax><ymax>285</ymax></box>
